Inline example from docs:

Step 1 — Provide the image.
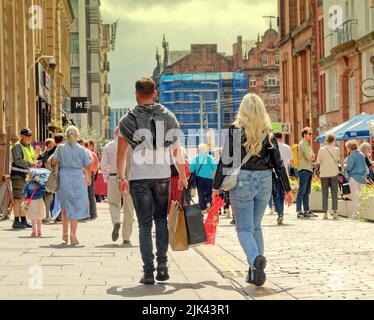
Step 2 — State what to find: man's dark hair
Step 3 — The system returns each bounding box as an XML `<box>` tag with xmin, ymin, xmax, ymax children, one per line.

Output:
<box><xmin>302</xmin><ymin>127</ymin><xmax>312</xmax><ymax>138</ymax></box>
<box><xmin>77</xmin><ymin>139</ymin><xmax>84</xmax><ymax>146</ymax></box>
<box><xmin>274</xmin><ymin>132</ymin><xmax>283</xmax><ymax>140</ymax></box>
<box><xmin>136</xmin><ymin>77</ymin><xmax>156</xmax><ymax>98</ymax></box>
<box><xmin>89</xmin><ymin>140</ymin><xmax>94</xmax><ymax>148</ymax></box>
<box><xmin>54</xmin><ymin>133</ymin><xmax>64</xmax><ymax>144</ymax></box>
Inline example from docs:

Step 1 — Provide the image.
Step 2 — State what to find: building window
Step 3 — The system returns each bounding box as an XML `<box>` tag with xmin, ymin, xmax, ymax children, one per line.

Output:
<box><xmin>300</xmin><ymin>0</ymin><xmax>306</xmax><ymax>23</ymax></box>
<box><xmin>282</xmin><ymin>60</ymin><xmax>289</xmax><ymax>103</ymax></box>
<box><xmin>328</xmin><ymin>68</ymin><xmax>339</xmax><ymax>112</ymax></box>
<box><xmin>275</xmin><ymin>55</ymin><xmax>280</xmax><ymax>66</ymax></box>
<box><xmin>320</xmin><ymin>74</ymin><xmax>326</xmax><ymax>113</ymax></box>
<box><xmin>262</xmin><ymin>55</ymin><xmax>269</xmax><ymax>66</ymax></box>
<box><xmin>318</xmin><ymin>18</ymin><xmax>325</xmax><ymax>59</ymax></box>
<box><xmin>265</xmin><ymin>76</ymin><xmax>279</xmax><ymax>87</ymax></box>
<box><xmin>362</xmin><ymin>49</ymin><xmax>374</xmax><ymax>101</ymax></box>
<box><xmin>301</xmin><ymin>52</ymin><xmax>308</xmax><ymax>96</ymax></box>
<box><xmin>71</xmin><ymin>33</ymin><xmax>79</xmax><ymax>54</ymax></box>
<box><xmin>289</xmin><ymin>0</ymin><xmax>298</xmax><ymax>31</ymax></box>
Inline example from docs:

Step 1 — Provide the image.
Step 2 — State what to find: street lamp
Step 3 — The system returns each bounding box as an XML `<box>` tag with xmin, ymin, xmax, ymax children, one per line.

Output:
<box><xmin>202</xmin><ymin>81</ymin><xmax>221</xmax><ymax>146</ymax></box>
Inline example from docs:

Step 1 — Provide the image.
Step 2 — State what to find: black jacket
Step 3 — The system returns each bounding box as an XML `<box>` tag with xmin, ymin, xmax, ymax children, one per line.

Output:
<box><xmin>213</xmin><ymin>125</ymin><xmax>291</xmax><ymax>192</ymax></box>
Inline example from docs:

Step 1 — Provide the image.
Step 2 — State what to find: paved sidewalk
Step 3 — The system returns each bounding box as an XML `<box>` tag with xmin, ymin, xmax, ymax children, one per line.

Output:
<box><xmin>1</xmin><ymin>203</ymin><xmax>374</xmax><ymax>300</ymax></box>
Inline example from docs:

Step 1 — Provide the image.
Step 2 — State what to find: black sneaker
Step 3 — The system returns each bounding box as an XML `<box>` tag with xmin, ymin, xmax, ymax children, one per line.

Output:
<box><xmin>22</xmin><ymin>221</ymin><xmax>32</xmax><ymax>228</ymax></box>
<box><xmin>277</xmin><ymin>215</ymin><xmax>284</xmax><ymax>225</ymax></box>
<box><xmin>297</xmin><ymin>211</ymin><xmax>309</xmax><ymax>219</ymax></box>
<box><xmin>253</xmin><ymin>255</ymin><xmax>267</xmax><ymax>287</ymax></box>
<box><xmin>140</xmin><ymin>273</ymin><xmax>155</xmax><ymax>285</ymax></box>
<box><xmin>12</xmin><ymin>221</ymin><xmax>26</xmax><ymax>229</ymax></box>
<box><xmin>246</xmin><ymin>268</ymin><xmax>254</xmax><ymax>284</ymax></box>
<box><xmin>305</xmin><ymin>211</ymin><xmax>318</xmax><ymax>218</ymax></box>
<box><xmin>156</xmin><ymin>265</ymin><xmax>170</xmax><ymax>282</ymax></box>
<box><xmin>230</xmin><ymin>219</ymin><xmax>236</xmax><ymax>225</ymax></box>
<box><xmin>112</xmin><ymin>223</ymin><xmax>120</xmax><ymax>242</ymax></box>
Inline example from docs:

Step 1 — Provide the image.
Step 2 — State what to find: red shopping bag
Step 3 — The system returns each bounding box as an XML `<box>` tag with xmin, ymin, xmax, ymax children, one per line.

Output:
<box><xmin>204</xmin><ymin>195</ymin><xmax>225</xmax><ymax>245</ymax></box>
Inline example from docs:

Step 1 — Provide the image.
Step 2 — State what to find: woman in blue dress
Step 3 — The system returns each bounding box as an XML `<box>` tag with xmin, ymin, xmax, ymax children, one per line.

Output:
<box><xmin>51</xmin><ymin>126</ymin><xmax>92</xmax><ymax>245</ymax></box>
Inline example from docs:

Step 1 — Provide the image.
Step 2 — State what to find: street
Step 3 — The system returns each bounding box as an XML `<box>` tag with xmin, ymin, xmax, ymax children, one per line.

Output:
<box><xmin>1</xmin><ymin>202</ymin><xmax>374</xmax><ymax>300</ymax></box>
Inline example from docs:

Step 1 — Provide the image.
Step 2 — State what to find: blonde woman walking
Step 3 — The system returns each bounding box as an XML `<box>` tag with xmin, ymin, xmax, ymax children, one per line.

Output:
<box><xmin>212</xmin><ymin>94</ymin><xmax>293</xmax><ymax>286</ymax></box>
<box><xmin>51</xmin><ymin>126</ymin><xmax>92</xmax><ymax>245</ymax></box>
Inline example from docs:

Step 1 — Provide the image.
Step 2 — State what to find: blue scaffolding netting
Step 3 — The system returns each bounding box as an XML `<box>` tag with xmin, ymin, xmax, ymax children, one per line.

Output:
<box><xmin>159</xmin><ymin>72</ymin><xmax>248</xmax><ymax>145</ymax></box>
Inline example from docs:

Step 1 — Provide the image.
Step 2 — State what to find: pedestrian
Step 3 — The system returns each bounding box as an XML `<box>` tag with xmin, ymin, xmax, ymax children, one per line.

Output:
<box><xmin>22</xmin><ymin>170</ymin><xmax>48</xmax><ymax>237</ymax></box>
<box><xmin>39</xmin><ymin>139</ymin><xmax>55</xmax><ymax>168</ymax></box>
<box><xmin>101</xmin><ymin>126</ymin><xmax>135</xmax><ymax>245</ymax></box>
<box><xmin>84</xmin><ymin>141</ymin><xmax>99</xmax><ymax>220</ymax></box>
<box><xmin>296</xmin><ymin>127</ymin><xmax>317</xmax><ymax>219</ymax></box>
<box><xmin>10</xmin><ymin>128</ymin><xmax>42</xmax><ymax>229</ymax></box>
<box><xmin>48</xmin><ymin>134</ymin><xmax>64</xmax><ymax>223</ymax></box>
<box><xmin>272</xmin><ymin>132</ymin><xmax>294</xmax><ymax>225</ymax></box>
<box><xmin>38</xmin><ymin>138</ymin><xmax>55</xmax><ymax>223</ymax></box>
<box><xmin>345</xmin><ymin>140</ymin><xmax>368</xmax><ymax>219</ymax></box>
<box><xmin>168</xmin><ymin>147</ymin><xmax>191</xmax><ymax>215</ymax></box>
<box><xmin>190</xmin><ymin>144</ymin><xmax>217</xmax><ymax>215</ymax></box>
<box><xmin>359</xmin><ymin>142</ymin><xmax>373</xmax><ymax>182</ymax></box>
<box><xmin>51</xmin><ymin>126</ymin><xmax>92</xmax><ymax>245</ymax></box>
<box><xmin>212</xmin><ymin>93</ymin><xmax>293</xmax><ymax>287</ymax></box>
<box><xmin>117</xmin><ymin>77</ymin><xmax>188</xmax><ymax>285</ymax></box>
<box><xmin>316</xmin><ymin>133</ymin><xmax>340</xmax><ymax>220</ymax></box>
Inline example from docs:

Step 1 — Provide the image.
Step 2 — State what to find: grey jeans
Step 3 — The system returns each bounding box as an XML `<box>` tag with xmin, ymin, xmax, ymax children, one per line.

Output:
<box><xmin>321</xmin><ymin>176</ymin><xmax>339</xmax><ymax>212</ymax></box>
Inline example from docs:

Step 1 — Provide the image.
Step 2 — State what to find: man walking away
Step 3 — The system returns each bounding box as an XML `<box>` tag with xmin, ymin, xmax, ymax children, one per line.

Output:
<box><xmin>273</xmin><ymin>132</ymin><xmax>294</xmax><ymax>225</ymax></box>
<box><xmin>101</xmin><ymin>127</ymin><xmax>134</xmax><ymax>245</ymax></box>
<box><xmin>10</xmin><ymin>128</ymin><xmax>41</xmax><ymax>229</ymax></box>
<box><xmin>117</xmin><ymin>77</ymin><xmax>188</xmax><ymax>285</ymax></box>
<box><xmin>296</xmin><ymin>128</ymin><xmax>317</xmax><ymax>219</ymax></box>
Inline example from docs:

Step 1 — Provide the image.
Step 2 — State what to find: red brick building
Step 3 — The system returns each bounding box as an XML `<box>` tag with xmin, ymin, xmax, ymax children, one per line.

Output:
<box><xmin>155</xmin><ymin>30</ymin><xmax>281</xmax><ymax>122</ymax></box>
<box><xmin>278</xmin><ymin>0</ymin><xmax>321</xmax><ymax>148</ymax></box>
<box><xmin>164</xmin><ymin>44</ymin><xmax>233</xmax><ymax>74</ymax></box>
<box><xmin>233</xmin><ymin>28</ymin><xmax>281</xmax><ymax>121</ymax></box>
<box><xmin>319</xmin><ymin>0</ymin><xmax>374</xmax><ymax>136</ymax></box>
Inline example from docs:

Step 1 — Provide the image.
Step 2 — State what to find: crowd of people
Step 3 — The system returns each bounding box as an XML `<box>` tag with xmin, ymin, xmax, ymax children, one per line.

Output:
<box><xmin>0</xmin><ymin>77</ymin><xmax>373</xmax><ymax>288</ymax></box>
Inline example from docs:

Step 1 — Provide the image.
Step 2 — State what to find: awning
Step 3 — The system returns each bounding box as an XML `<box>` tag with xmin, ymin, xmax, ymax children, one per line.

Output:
<box><xmin>316</xmin><ymin>113</ymin><xmax>372</xmax><ymax>142</ymax></box>
<box><xmin>343</xmin><ymin>115</ymin><xmax>374</xmax><ymax>140</ymax></box>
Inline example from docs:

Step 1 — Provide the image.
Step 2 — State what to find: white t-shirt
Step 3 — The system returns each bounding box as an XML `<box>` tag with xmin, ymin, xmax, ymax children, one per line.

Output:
<box><xmin>278</xmin><ymin>142</ymin><xmax>294</xmax><ymax>168</ymax></box>
<box><xmin>316</xmin><ymin>145</ymin><xmax>340</xmax><ymax>178</ymax></box>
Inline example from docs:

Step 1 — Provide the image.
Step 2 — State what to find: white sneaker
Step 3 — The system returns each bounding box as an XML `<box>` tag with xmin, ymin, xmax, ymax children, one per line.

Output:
<box><xmin>323</xmin><ymin>213</ymin><xmax>328</xmax><ymax>220</ymax></box>
<box><xmin>332</xmin><ymin>210</ymin><xmax>339</xmax><ymax>220</ymax></box>
<box><xmin>269</xmin><ymin>208</ymin><xmax>275</xmax><ymax>215</ymax></box>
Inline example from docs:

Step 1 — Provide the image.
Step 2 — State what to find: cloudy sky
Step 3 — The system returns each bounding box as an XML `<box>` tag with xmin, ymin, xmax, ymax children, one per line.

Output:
<box><xmin>100</xmin><ymin>0</ymin><xmax>277</xmax><ymax>109</ymax></box>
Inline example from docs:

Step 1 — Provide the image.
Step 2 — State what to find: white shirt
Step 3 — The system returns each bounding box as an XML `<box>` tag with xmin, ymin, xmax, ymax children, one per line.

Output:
<box><xmin>101</xmin><ymin>139</ymin><xmax>133</xmax><ymax>183</ymax></box>
<box><xmin>278</xmin><ymin>141</ymin><xmax>294</xmax><ymax>168</ymax></box>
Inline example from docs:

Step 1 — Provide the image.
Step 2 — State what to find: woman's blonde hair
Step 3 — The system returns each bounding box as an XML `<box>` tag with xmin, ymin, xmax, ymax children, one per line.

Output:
<box><xmin>65</xmin><ymin>125</ymin><xmax>80</xmax><ymax>140</ymax></box>
<box><xmin>345</xmin><ymin>140</ymin><xmax>358</xmax><ymax>151</ymax></box>
<box><xmin>359</xmin><ymin>142</ymin><xmax>372</xmax><ymax>154</ymax></box>
<box><xmin>326</xmin><ymin>133</ymin><xmax>335</xmax><ymax>144</ymax></box>
<box><xmin>234</xmin><ymin>93</ymin><xmax>273</xmax><ymax>156</ymax></box>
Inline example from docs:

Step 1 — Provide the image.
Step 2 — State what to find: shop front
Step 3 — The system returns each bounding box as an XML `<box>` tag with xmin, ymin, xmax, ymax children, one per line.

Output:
<box><xmin>36</xmin><ymin>63</ymin><xmax>52</xmax><ymax>142</ymax></box>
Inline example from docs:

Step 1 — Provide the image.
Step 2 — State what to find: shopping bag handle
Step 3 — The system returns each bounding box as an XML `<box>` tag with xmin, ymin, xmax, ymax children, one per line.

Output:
<box><xmin>180</xmin><ymin>189</ymin><xmax>194</xmax><ymax>206</ymax></box>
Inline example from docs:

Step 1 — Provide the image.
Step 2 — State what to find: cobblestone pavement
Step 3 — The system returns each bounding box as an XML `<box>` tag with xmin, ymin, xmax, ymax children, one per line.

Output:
<box><xmin>1</xmin><ymin>203</ymin><xmax>374</xmax><ymax>300</ymax></box>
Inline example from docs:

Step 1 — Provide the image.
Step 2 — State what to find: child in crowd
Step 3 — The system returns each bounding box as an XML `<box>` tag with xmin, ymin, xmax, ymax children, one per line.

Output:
<box><xmin>22</xmin><ymin>168</ymin><xmax>50</xmax><ymax>237</ymax></box>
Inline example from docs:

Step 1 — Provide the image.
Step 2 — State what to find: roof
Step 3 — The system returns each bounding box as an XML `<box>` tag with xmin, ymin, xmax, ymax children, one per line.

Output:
<box><xmin>169</xmin><ymin>50</ymin><xmax>190</xmax><ymax>65</ymax></box>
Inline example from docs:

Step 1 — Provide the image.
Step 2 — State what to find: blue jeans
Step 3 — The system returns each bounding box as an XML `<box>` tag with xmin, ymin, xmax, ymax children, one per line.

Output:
<box><xmin>272</xmin><ymin>175</ymin><xmax>285</xmax><ymax>217</ymax></box>
<box><xmin>296</xmin><ymin>170</ymin><xmax>312</xmax><ymax>212</ymax></box>
<box><xmin>230</xmin><ymin>169</ymin><xmax>272</xmax><ymax>266</ymax></box>
<box><xmin>130</xmin><ymin>178</ymin><xmax>170</xmax><ymax>273</ymax></box>
<box><xmin>196</xmin><ymin>177</ymin><xmax>213</xmax><ymax>210</ymax></box>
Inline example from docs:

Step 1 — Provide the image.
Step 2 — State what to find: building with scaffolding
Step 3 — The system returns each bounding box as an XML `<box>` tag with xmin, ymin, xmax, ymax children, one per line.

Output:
<box><xmin>159</xmin><ymin>72</ymin><xmax>248</xmax><ymax>146</ymax></box>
